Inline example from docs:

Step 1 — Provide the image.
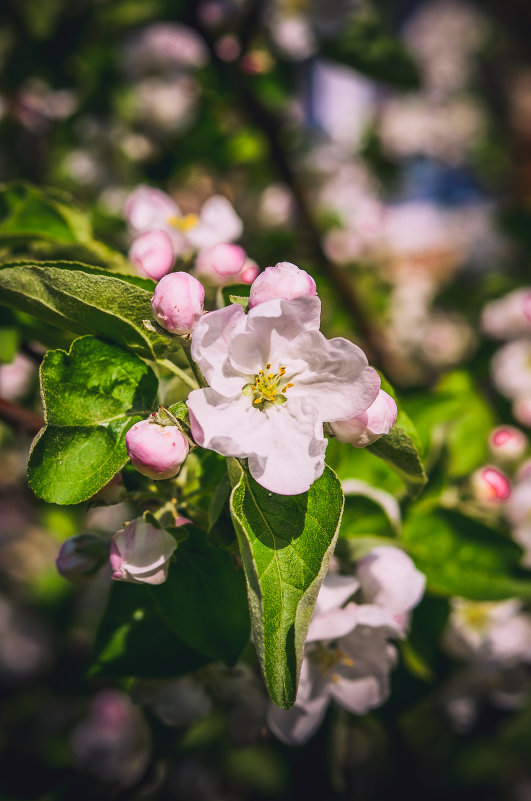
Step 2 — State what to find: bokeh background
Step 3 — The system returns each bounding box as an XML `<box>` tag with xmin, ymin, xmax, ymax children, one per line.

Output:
<box><xmin>2</xmin><ymin>0</ymin><xmax>531</xmax><ymax>799</ymax></box>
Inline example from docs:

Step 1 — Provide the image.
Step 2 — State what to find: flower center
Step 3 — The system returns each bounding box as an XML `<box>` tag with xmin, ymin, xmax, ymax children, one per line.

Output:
<box><xmin>242</xmin><ymin>363</ymin><xmax>294</xmax><ymax>410</ymax></box>
<box><xmin>456</xmin><ymin>601</ymin><xmax>496</xmax><ymax>633</ymax></box>
<box><xmin>311</xmin><ymin>643</ymin><xmax>355</xmax><ymax>679</ymax></box>
<box><xmin>167</xmin><ymin>213</ymin><xmax>200</xmax><ymax>232</ymax></box>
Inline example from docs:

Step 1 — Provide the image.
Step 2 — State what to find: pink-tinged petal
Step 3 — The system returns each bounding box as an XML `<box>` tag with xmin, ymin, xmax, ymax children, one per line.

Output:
<box><xmin>330</xmin><ymin>674</ymin><xmax>389</xmax><ymax>715</ymax></box>
<box><xmin>357</xmin><ymin>546</ymin><xmax>426</xmax><ymax>616</ymax></box>
<box><xmin>248</xmin><ymin>262</ymin><xmax>317</xmax><ymax>309</ymax></box>
<box><xmin>129</xmin><ymin>229</ymin><xmax>175</xmax><ymax>281</ymax></box>
<box><xmin>471</xmin><ymin>466</ymin><xmax>511</xmax><ymax>504</ymax></box>
<box><xmin>287</xmin><ymin>331</ymin><xmax>381</xmax><ymax>421</ymax></box>
<box><xmin>307</xmin><ymin>602</ymin><xmax>359</xmax><ymax>642</ymax></box>
<box><xmin>125</xmin><ymin>186</ymin><xmax>180</xmax><ymax>233</ymax></box>
<box><xmin>247</xmin><ymin>398</ymin><xmax>326</xmax><ymax>495</ymax></box>
<box><xmin>267</xmin><ymin>694</ymin><xmax>330</xmax><ymax>746</ymax></box>
<box><xmin>314</xmin><ymin>574</ymin><xmax>360</xmax><ymax>616</ymax></box>
<box><xmin>240</xmin><ymin>259</ymin><xmax>260</xmax><ymax>284</ymax></box>
<box><xmin>191</xmin><ymin>303</ymin><xmax>248</xmax><ymax>395</ymax></box>
<box><xmin>187</xmin><ymin>195</ymin><xmax>243</xmax><ymax>249</ymax></box>
<box><xmin>331</xmin><ymin>390</ymin><xmax>397</xmax><ymax>447</ymax></box>
<box><xmin>187</xmin><ymin>389</ymin><xmax>271</xmax><ymax>459</ymax></box>
<box><xmin>194</xmin><ymin>243</ymin><xmax>247</xmax><ymax>286</ymax></box>
<box><xmin>110</xmin><ymin>520</ymin><xmax>177</xmax><ymax>586</ymax></box>
<box><xmin>353</xmin><ymin>603</ymin><xmax>400</xmax><ymax>631</ymax></box>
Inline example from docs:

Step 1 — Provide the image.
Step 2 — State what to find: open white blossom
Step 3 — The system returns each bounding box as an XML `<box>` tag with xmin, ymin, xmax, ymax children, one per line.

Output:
<box><xmin>186</xmin><ymin>295</ymin><xmax>380</xmax><ymax>495</ymax></box>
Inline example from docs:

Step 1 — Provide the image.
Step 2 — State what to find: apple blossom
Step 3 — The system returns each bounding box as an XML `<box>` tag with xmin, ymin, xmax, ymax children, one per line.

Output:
<box><xmin>491</xmin><ymin>340</ymin><xmax>531</xmax><ymax>400</ymax></box>
<box><xmin>470</xmin><ymin>466</ymin><xmax>511</xmax><ymax>504</ymax></box>
<box><xmin>513</xmin><ymin>396</ymin><xmax>531</xmax><ymax>427</ymax></box>
<box><xmin>110</xmin><ymin>518</ymin><xmax>177</xmax><ymax>585</ymax></box>
<box><xmin>129</xmin><ymin>228</ymin><xmax>175</xmax><ymax>281</ymax></box>
<box><xmin>126</xmin><ymin>418</ymin><xmax>189</xmax><ymax>480</ymax></box>
<box><xmin>444</xmin><ymin>598</ymin><xmax>531</xmax><ymax>665</ymax></box>
<box><xmin>248</xmin><ymin>261</ymin><xmax>317</xmax><ymax>309</ymax></box>
<box><xmin>56</xmin><ymin>533</ymin><xmax>109</xmax><ymax>583</ymax></box>
<box><xmin>194</xmin><ymin>243</ymin><xmax>247</xmax><ymax>286</ymax></box>
<box><xmin>488</xmin><ymin>425</ymin><xmax>527</xmax><ymax>464</ymax></box>
<box><xmin>356</xmin><ymin>546</ymin><xmax>426</xmax><ymax>633</ymax></box>
<box><xmin>186</xmin><ymin>293</ymin><xmax>380</xmax><ymax>495</ymax></box>
<box><xmin>330</xmin><ymin>389</ymin><xmax>397</xmax><ymax>447</ymax></box>
<box><xmin>481</xmin><ymin>288</ymin><xmax>531</xmax><ymax>340</ymax></box>
<box><xmin>151</xmin><ymin>272</ymin><xmax>205</xmax><ymax>336</ymax></box>
<box><xmin>267</xmin><ymin>573</ymin><xmax>399</xmax><ymax>745</ymax></box>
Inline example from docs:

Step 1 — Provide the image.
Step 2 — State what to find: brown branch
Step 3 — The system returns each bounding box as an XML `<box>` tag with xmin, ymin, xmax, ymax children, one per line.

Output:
<box><xmin>0</xmin><ymin>398</ymin><xmax>43</xmax><ymax>435</ymax></box>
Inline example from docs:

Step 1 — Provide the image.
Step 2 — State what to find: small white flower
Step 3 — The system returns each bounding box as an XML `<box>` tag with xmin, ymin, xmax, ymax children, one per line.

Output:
<box><xmin>267</xmin><ymin>574</ymin><xmax>399</xmax><ymax>745</ymax></box>
<box><xmin>186</xmin><ymin>294</ymin><xmax>380</xmax><ymax>495</ymax></box>
<box><xmin>491</xmin><ymin>340</ymin><xmax>531</xmax><ymax>400</ymax></box>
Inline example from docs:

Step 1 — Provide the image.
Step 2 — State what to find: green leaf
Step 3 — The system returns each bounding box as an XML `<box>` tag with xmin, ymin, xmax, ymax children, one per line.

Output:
<box><xmin>401</xmin><ymin>507</ymin><xmax>531</xmax><ymax>600</ymax></box>
<box><xmin>320</xmin><ymin>9</ymin><xmax>420</xmax><ymax>89</ymax></box>
<box><xmin>228</xmin><ymin>460</ymin><xmax>344</xmax><ymax>709</ymax></box>
<box><xmin>150</xmin><ymin>528</ymin><xmax>250</xmax><ymax>665</ymax></box>
<box><xmin>367</xmin><ymin>376</ymin><xmax>427</xmax><ymax>497</ymax></box>
<box><xmin>0</xmin><ymin>260</ymin><xmax>181</xmax><ymax>361</ymax></box>
<box><xmin>92</xmin><ymin>582</ymin><xmax>210</xmax><ymax>678</ymax></box>
<box><xmin>0</xmin><ymin>181</ymin><xmax>131</xmax><ymax>272</ymax></box>
<box><xmin>228</xmin><ymin>295</ymin><xmax>250</xmax><ymax>310</ymax></box>
<box><xmin>28</xmin><ymin>335</ymin><xmax>158</xmax><ymax>504</ymax></box>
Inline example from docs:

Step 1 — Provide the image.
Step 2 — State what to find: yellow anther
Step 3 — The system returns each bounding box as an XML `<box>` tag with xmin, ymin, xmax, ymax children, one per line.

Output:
<box><xmin>253</xmin><ymin>398</ymin><xmax>262</xmax><ymax>404</ymax></box>
<box><xmin>341</xmin><ymin>656</ymin><xmax>355</xmax><ymax>667</ymax></box>
<box><xmin>281</xmin><ymin>382</ymin><xmax>294</xmax><ymax>392</ymax></box>
<box><xmin>331</xmin><ymin>673</ymin><xmax>340</xmax><ymax>684</ymax></box>
<box><xmin>266</xmin><ymin>363</ymin><xmax>271</xmax><ymax>370</ymax></box>
<box><xmin>167</xmin><ymin>212</ymin><xmax>199</xmax><ymax>232</ymax></box>
<box><xmin>267</xmin><ymin>373</ymin><xmax>274</xmax><ymax>380</ymax></box>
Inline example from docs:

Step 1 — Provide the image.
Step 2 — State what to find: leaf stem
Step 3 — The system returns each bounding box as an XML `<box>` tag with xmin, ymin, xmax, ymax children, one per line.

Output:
<box><xmin>157</xmin><ymin>359</ymin><xmax>199</xmax><ymax>390</ymax></box>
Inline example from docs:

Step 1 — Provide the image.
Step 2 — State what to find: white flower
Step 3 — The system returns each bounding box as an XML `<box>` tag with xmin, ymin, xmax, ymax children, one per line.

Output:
<box><xmin>491</xmin><ymin>340</ymin><xmax>531</xmax><ymax>400</ymax></box>
<box><xmin>186</xmin><ymin>295</ymin><xmax>380</xmax><ymax>495</ymax></box>
<box><xmin>444</xmin><ymin>598</ymin><xmax>531</xmax><ymax>665</ymax></box>
<box><xmin>267</xmin><ymin>574</ymin><xmax>398</xmax><ymax>745</ymax></box>
<box><xmin>125</xmin><ymin>186</ymin><xmax>242</xmax><ymax>258</ymax></box>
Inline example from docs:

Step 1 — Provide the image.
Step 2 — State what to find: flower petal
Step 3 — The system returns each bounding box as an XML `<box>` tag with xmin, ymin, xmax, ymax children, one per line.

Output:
<box><xmin>191</xmin><ymin>304</ymin><xmax>249</xmax><ymax>395</ymax></box>
<box><xmin>247</xmin><ymin>398</ymin><xmax>326</xmax><ymax>495</ymax></box>
<box><xmin>307</xmin><ymin>602</ymin><xmax>359</xmax><ymax>642</ymax></box>
<box><xmin>314</xmin><ymin>574</ymin><xmax>360</xmax><ymax>617</ymax></box>
<box><xmin>267</xmin><ymin>694</ymin><xmax>329</xmax><ymax>746</ymax></box>
<box><xmin>187</xmin><ymin>389</ymin><xmax>271</xmax><ymax>459</ymax></box>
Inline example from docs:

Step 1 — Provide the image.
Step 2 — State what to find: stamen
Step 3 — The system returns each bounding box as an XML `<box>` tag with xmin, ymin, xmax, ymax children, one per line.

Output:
<box><xmin>244</xmin><ymin>363</ymin><xmax>294</xmax><ymax>409</ymax></box>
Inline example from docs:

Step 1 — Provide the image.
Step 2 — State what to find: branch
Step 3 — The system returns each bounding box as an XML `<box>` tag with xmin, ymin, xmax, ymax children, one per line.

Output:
<box><xmin>0</xmin><ymin>398</ymin><xmax>43</xmax><ymax>435</ymax></box>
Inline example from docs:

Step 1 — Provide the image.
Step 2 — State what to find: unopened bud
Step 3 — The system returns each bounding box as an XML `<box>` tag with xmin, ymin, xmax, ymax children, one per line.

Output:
<box><xmin>330</xmin><ymin>390</ymin><xmax>397</xmax><ymax>447</ymax></box>
<box><xmin>488</xmin><ymin>425</ymin><xmax>527</xmax><ymax>464</ymax></box>
<box><xmin>151</xmin><ymin>272</ymin><xmax>205</xmax><ymax>335</ymax></box>
<box><xmin>56</xmin><ymin>534</ymin><xmax>109</xmax><ymax>583</ymax></box>
<box><xmin>248</xmin><ymin>262</ymin><xmax>316</xmax><ymax>309</ymax></box>
<box><xmin>194</xmin><ymin>243</ymin><xmax>247</xmax><ymax>286</ymax></box>
<box><xmin>126</xmin><ymin>419</ymin><xmax>189</xmax><ymax>479</ymax></box>
<box><xmin>471</xmin><ymin>466</ymin><xmax>511</xmax><ymax>504</ymax></box>
<box><xmin>129</xmin><ymin>229</ymin><xmax>175</xmax><ymax>281</ymax></box>
<box><xmin>110</xmin><ymin>518</ymin><xmax>177</xmax><ymax>585</ymax></box>
<box><xmin>240</xmin><ymin>258</ymin><xmax>259</xmax><ymax>284</ymax></box>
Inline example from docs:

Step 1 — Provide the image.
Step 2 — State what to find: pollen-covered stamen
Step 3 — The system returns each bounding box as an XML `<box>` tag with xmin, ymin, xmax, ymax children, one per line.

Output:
<box><xmin>167</xmin><ymin>213</ymin><xmax>200</xmax><ymax>232</ymax></box>
<box><xmin>312</xmin><ymin>644</ymin><xmax>354</xmax><ymax>677</ymax></box>
<box><xmin>242</xmin><ymin>362</ymin><xmax>295</xmax><ymax>410</ymax></box>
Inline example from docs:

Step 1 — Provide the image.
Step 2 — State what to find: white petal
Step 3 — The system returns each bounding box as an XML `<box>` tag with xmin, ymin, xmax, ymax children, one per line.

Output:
<box><xmin>307</xmin><ymin>602</ymin><xmax>359</xmax><ymax>642</ymax></box>
<box><xmin>187</xmin><ymin>195</ymin><xmax>243</xmax><ymax>249</ymax></box>
<box><xmin>330</xmin><ymin>674</ymin><xmax>389</xmax><ymax>715</ymax></box>
<box><xmin>357</xmin><ymin>546</ymin><xmax>426</xmax><ymax>615</ymax></box>
<box><xmin>267</xmin><ymin>694</ymin><xmax>329</xmax><ymax>746</ymax></box>
<box><xmin>187</xmin><ymin>389</ymin><xmax>271</xmax><ymax>459</ymax></box>
<box><xmin>191</xmin><ymin>304</ymin><xmax>249</xmax><ymax>395</ymax></box>
<box><xmin>247</xmin><ymin>398</ymin><xmax>326</xmax><ymax>494</ymax></box>
<box><xmin>314</xmin><ymin>574</ymin><xmax>360</xmax><ymax>616</ymax></box>
<box><xmin>286</xmin><ymin>331</ymin><xmax>381</xmax><ymax>421</ymax></box>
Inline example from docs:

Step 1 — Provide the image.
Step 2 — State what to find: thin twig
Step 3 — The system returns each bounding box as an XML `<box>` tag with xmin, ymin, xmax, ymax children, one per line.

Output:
<box><xmin>0</xmin><ymin>398</ymin><xmax>43</xmax><ymax>434</ymax></box>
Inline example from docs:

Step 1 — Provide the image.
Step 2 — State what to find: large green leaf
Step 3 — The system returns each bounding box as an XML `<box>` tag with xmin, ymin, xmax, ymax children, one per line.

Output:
<box><xmin>0</xmin><ymin>181</ymin><xmax>130</xmax><ymax>272</ymax></box>
<box><xmin>91</xmin><ymin>582</ymin><xmax>210</xmax><ymax>678</ymax></box>
<box><xmin>0</xmin><ymin>260</ymin><xmax>181</xmax><ymax>361</ymax></box>
<box><xmin>150</xmin><ymin>528</ymin><xmax>250</xmax><ymax>665</ymax></box>
<box><xmin>28</xmin><ymin>336</ymin><xmax>158</xmax><ymax>504</ymax></box>
<box><xmin>401</xmin><ymin>507</ymin><xmax>531</xmax><ymax>600</ymax></box>
<box><xmin>228</xmin><ymin>460</ymin><xmax>344</xmax><ymax>709</ymax></box>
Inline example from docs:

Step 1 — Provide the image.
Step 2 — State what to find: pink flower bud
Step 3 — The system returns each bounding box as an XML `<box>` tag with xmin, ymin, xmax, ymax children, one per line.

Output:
<box><xmin>151</xmin><ymin>272</ymin><xmax>205</xmax><ymax>335</ymax></box>
<box><xmin>330</xmin><ymin>389</ymin><xmax>397</xmax><ymax>447</ymax></box>
<box><xmin>248</xmin><ymin>261</ymin><xmax>317</xmax><ymax>309</ymax></box>
<box><xmin>110</xmin><ymin>518</ymin><xmax>177</xmax><ymax>585</ymax></box>
<box><xmin>126</xmin><ymin>419</ymin><xmax>189</xmax><ymax>479</ymax></box>
<box><xmin>129</xmin><ymin>229</ymin><xmax>175</xmax><ymax>281</ymax></box>
<box><xmin>488</xmin><ymin>425</ymin><xmax>527</xmax><ymax>464</ymax></box>
<box><xmin>471</xmin><ymin>466</ymin><xmax>511</xmax><ymax>504</ymax></box>
<box><xmin>194</xmin><ymin>243</ymin><xmax>247</xmax><ymax>286</ymax></box>
<box><xmin>56</xmin><ymin>534</ymin><xmax>109</xmax><ymax>583</ymax></box>
<box><xmin>240</xmin><ymin>258</ymin><xmax>259</xmax><ymax>284</ymax></box>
